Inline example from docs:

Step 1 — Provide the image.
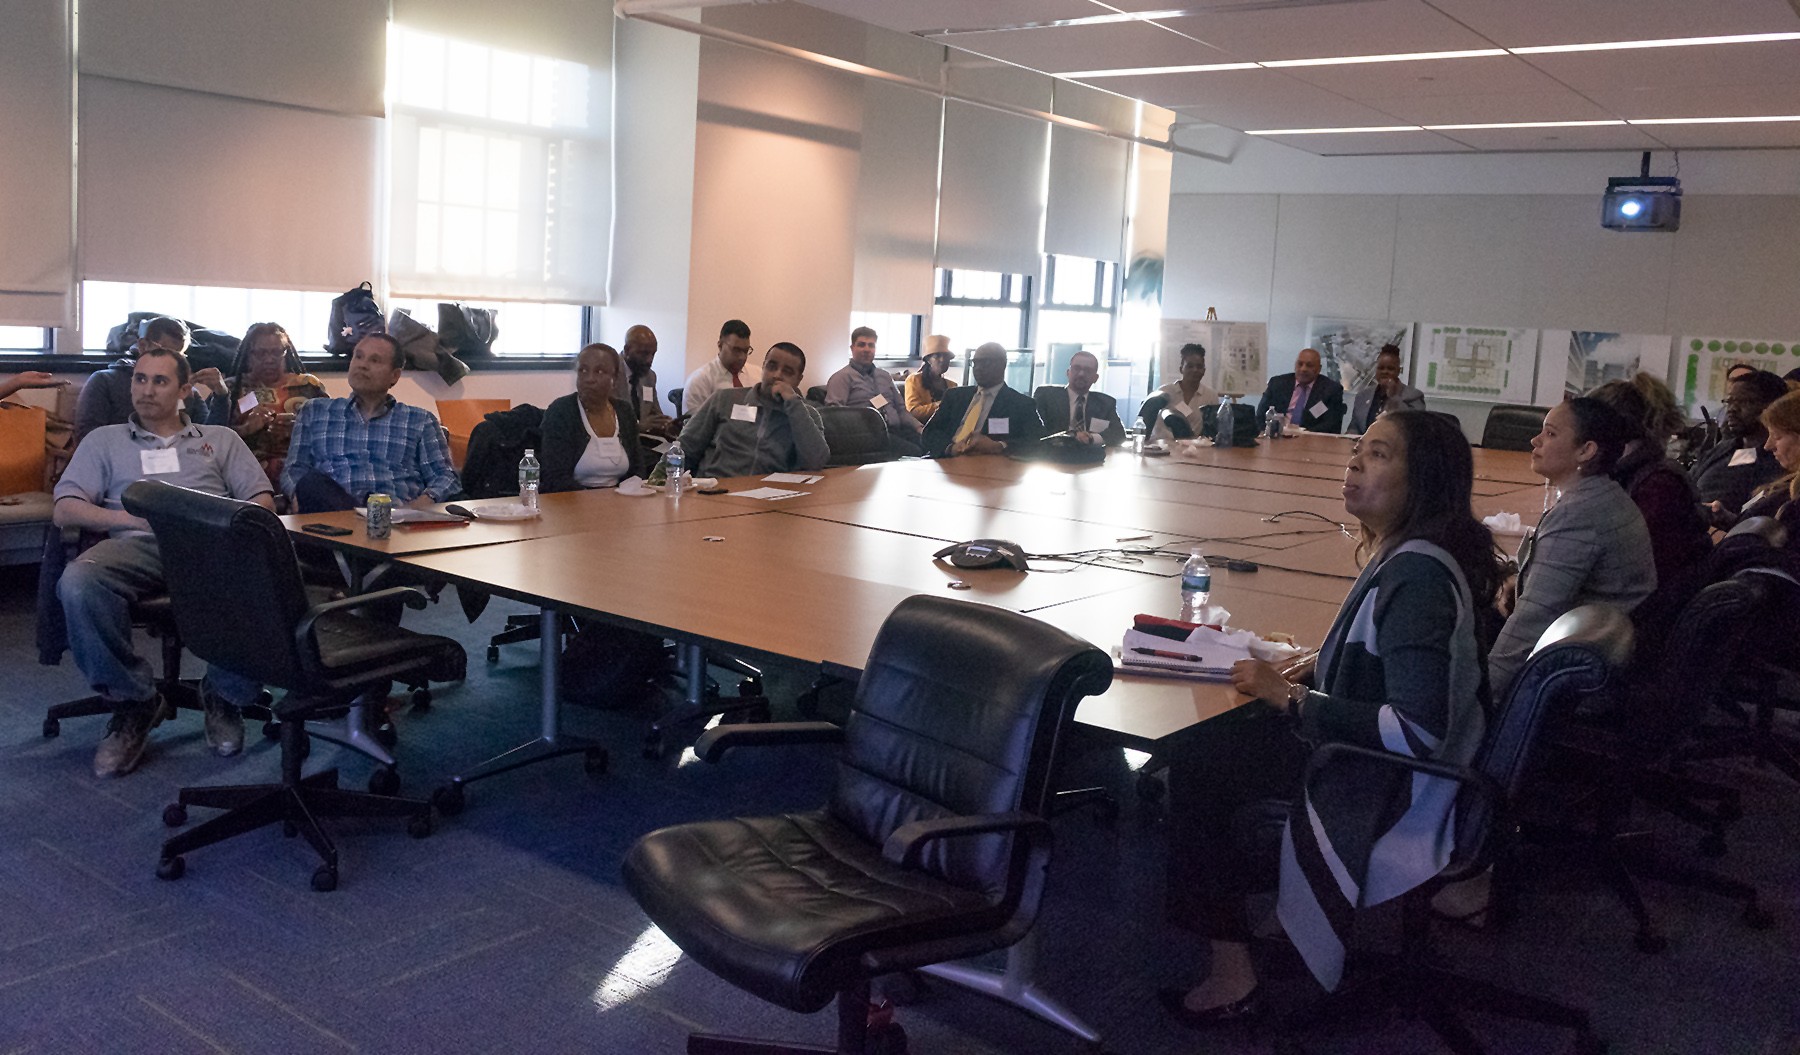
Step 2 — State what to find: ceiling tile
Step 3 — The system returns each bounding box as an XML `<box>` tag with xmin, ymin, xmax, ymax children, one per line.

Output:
<box><xmin>935</xmin><ymin>22</ymin><xmax>1228</xmax><ymax>73</ymax></box>
<box><xmin>1356</xmin><ymin>90</ymin><xmax>1619</xmax><ymax>125</ymax></box>
<box><xmin>1279</xmin><ymin>55</ymin><xmax>1568</xmax><ymax>100</ymax></box>
<box><xmin>1586</xmin><ymin>82</ymin><xmax>1800</xmax><ymax>120</ymax></box>
<box><xmin>1630</xmin><ymin>121</ymin><xmax>1800</xmax><ymax>149</ymax></box>
<box><xmin>1253</xmin><ymin>129</ymin><xmax>1473</xmax><ymax>154</ymax></box>
<box><xmin>797</xmin><ymin>0</ymin><xmax>1105</xmax><ymax>35</ymax></box>
<box><xmin>1095</xmin><ymin>67</ymin><xmax>1404</xmax><ymax>125</ymax></box>
<box><xmin>1430</xmin><ymin>124</ymin><xmax>1667</xmax><ymax>152</ymax></box>
<box><xmin>1157</xmin><ymin>0</ymin><xmax>1494</xmax><ymax>61</ymax></box>
<box><xmin>1518</xmin><ymin>40</ymin><xmax>1800</xmax><ymax>91</ymax></box>
<box><xmin>1422</xmin><ymin>0</ymin><xmax>1800</xmax><ymax>50</ymax></box>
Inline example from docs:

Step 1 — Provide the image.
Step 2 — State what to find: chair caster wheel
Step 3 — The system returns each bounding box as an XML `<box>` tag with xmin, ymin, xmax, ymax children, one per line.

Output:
<box><xmin>156</xmin><ymin>856</ymin><xmax>185</xmax><ymax>881</ymax></box>
<box><xmin>41</xmin><ymin>717</ymin><xmax>59</xmax><ymax>738</ymax></box>
<box><xmin>262</xmin><ymin>720</ymin><xmax>281</xmax><ymax>740</ymax></box>
<box><xmin>1743</xmin><ymin>903</ymin><xmax>1773</xmax><ymax>929</ymax></box>
<box><xmin>432</xmin><ymin>784</ymin><xmax>466</xmax><ymax>816</ymax></box>
<box><xmin>162</xmin><ymin>803</ymin><xmax>187</xmax><ymax>828</ymax></box>
<box><xmin>368</xmin><ymin>767</ymin><xmax>401</xmax><ymax>796</ymax></box>
<box><xmin>1699</xmin><ymin>833</ymin><xmax>1727</xmax><ymax>858</ymax></box>
<box><xmin>407</xmin><ymin>812</ymin><xmax>433</xmax><ymax>839</ymax></box>
<box><xmin>373</xmin><ymin>720</ymin><xmax>398</xmax><ymax>749</ymax></box>
<box><xmin>410</xmin><ymin>688</ymin><xmax>431</xmax><ymax>714</ymax></box>
<box><xmin>868</xmin><ymin>1022</ymin><xmax>907</xmax><ymax>1055</ymax></box>
<box><xmin>1634</xmin><ymin>929</ymin><xmax>1667</xmax><ymax>954</ymax></box>
<box><xmin>584</xmin><ymin>747</ymin><xmax>609</xmax><ymax>776</ymax></box>
<box><xmin>486</xmin><ymin>646</ymin><xmax>500</xmax><ymax>664</ymax></box>
<box><xmin>311</xmin><ymin>866</ymin><xmax>338</xmax><ymax>892</ymax></box>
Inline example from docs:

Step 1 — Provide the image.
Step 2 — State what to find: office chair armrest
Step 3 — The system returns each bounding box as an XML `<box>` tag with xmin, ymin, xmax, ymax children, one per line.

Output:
<box><xmin>882</xmin><ymin>811</ymin><xmax>1053</xmax><ymax>870</ymax></box>
<box><xmin>294</xmin><ymin>586</ymin><xmax>431</xmax><ymax>658</ymax></box>
<box><xmin>695</xmin><ymin>721</ymin><xmax>844</xmax><ymax>763</ymax></box>
<box><xmin>1305</xmin><ymin>742</ymin><xmax>1502</xmax><ymax>881</ymax></box>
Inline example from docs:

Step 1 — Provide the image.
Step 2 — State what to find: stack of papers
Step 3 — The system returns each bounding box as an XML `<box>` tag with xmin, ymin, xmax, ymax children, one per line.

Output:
<box><xmin>763</xmin><ymin>473</ymin><xmax>823</xmax><ymax>484</ymax></box>
<box><xmin>1117</xmin><ymin>613</ymin><xmax>1305</xmax><ymax>681</ymax></box>
<box><xmin>353</xmin><ymin>507</ymin><xmax>467</xmax><ymax>523</ymax></box>
<box><xmin>732</xmin><ymin>487</ymin><xmax>807</xmax><ymax>501</ymax></box>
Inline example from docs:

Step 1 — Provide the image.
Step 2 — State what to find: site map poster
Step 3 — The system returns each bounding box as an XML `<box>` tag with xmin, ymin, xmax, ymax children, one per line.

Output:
<box><xmin>1416</xmin><ymin>324</ymin><xmax>1538</xmax><ymax>403</ymax></box>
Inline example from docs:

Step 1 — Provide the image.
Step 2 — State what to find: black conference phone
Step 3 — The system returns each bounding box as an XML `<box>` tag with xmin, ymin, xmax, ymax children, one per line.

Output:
<box><xmin>933</xmin><ymin>538</ymin><xmax>1030</xmax><ymax>572</ymax></box>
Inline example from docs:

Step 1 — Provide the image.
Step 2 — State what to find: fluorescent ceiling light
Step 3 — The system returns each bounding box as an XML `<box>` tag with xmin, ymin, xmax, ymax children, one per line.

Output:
<box><xmin>1626</xmin><ymin>115</ymin><xmax>1800</xmax><ymax>124</ymax></box>
<box><xmin>1245</xmin><ymin>125</ymin><xmax>1423</xmax><ymax>135</ymax></box>
<box><xmin>1062</xmin><ymin>62</ymin><xmax>1259</xmax><ymax>78</ymax></box>
<box><xmin>1424</xmin><ymin>120</ymin><xmax>1626</xmax><ymax>130</ymax></box>
<box><xmin>1510</xmin><ymin>32</ymin><xmax>1800</xmax><ymax>55</ymax></box>
<box><xmin>1260</xmin><ymin>48</ymin><xmax>1506</xmax><ymax>67</ymax></box>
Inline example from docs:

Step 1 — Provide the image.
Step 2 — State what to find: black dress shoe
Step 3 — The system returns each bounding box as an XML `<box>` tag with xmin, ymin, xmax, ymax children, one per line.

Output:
<box><xmin>1157</xmin><ymin>984</ymin><xmax>1263</xmax><ymax>1028</ymax></box>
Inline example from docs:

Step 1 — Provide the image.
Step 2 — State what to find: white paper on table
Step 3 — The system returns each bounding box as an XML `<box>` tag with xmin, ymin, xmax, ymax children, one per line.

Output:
<box><xmin>732</xmin><ymin>487</ymin><xmax>808</xmax><ymax>500</ymax></box>
<box><xmin>352</xmin><ymin>506</ymin><xmax>466</xmax><ymax>523</ymax></box>
<box><xmin>763</xmin><ymin>473</ymin><xmax>823</xmax><ymax>484</ymax></box>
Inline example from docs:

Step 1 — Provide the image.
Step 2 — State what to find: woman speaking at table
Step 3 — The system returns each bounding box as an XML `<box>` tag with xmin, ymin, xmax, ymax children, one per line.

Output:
<box><xmin>541</xmin><ymin>343</ymin><xmax>646</xmax><ymax>492</ymax></box>
<box><xmin>1161</xmin><ymin>411</ymin><xmax>1502</xmax><ymax>1023</ymax></box>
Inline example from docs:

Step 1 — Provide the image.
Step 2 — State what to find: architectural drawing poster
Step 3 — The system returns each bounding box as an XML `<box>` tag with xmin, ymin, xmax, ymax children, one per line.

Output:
<box><xmin>1158</xmin><ymin>319</ymin><xmax>1267</xmax><ymax>397</ymax></box>
<box><xmin>1675</xmin><ymin>334</ymin><xmax>1800</xmax><ymax>412</ymax></box>
<box><xmin>1533</xmin><ymin>331</ymin><xmax>1672</xmax><ymax>405</ymax></box>
<box><xmin>1415</xmin><ymin>324</ymin><xmax>1538</xmax><ymax>403</ymax></box>
<box><xmin>1305</xmin><ymin>317</ymin><xmax>1414</xmax><ymax>392</ymax></box>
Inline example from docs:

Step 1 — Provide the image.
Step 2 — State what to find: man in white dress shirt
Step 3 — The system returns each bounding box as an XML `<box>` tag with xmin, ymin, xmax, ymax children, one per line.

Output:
<box><xmin>682</xmin><ymin>319</ymin><xmax>752</xmax><ymax>418</ymax></box>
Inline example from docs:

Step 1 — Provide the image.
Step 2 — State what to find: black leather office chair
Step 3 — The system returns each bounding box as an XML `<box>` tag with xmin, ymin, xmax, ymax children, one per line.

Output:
<box><xmin>819</xmin><ymin>405</ymin><xmax>894</xmax><ymax>466</ymax></box>
<box><xmin>1479</xmin><ymin>403</ymin><xmax>1546</xmax><ymax>450</ymax></box>
<box><xmin>805</xmin><ymin>384</ymin><xmax>829</xmax><ymax>404</ymax></box>
<box><xmin>1274</xmin><ymin>604</ymin><xmax>1632</xmax><ymax>1055</ymax></box>
<box><xmin>623</xmin><ymin>595</ymin><xmax>1112</xmax><ymax>1054</ymax></box>
<box><xmin>124</xmin><ymin>481</ymin><xmax>463</xmax><ymax>891</ymax></box>
<box><xmin>669</xmin><ymin>386</ymin><xmax>684</xmax><ymax>419</ymax></box>
<box><xmin>1426</xmin><ymin>410</ymin><xmax>1465</xmax><ymax>437</ymax></box>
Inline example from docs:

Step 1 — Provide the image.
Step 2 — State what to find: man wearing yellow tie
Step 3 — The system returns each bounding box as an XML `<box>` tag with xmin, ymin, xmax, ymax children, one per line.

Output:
<box><xmin>920</xmin><ymin>342</ymin><xmax>1044</xmax><ymax>458</ymax></box>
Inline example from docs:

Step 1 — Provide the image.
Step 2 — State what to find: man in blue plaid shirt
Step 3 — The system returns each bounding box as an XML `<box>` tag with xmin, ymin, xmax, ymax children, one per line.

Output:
<box><xmin>281</xmin><ymin>334</ymin><xmax>460</xmax><ymax>511</ymax></box>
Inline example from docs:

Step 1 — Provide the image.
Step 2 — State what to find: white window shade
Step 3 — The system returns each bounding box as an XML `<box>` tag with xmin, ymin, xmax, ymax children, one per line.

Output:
<box><xmin>936</xmin><ymin>64</ymin><xmax>1053</xmax><ymax>277</ymax></box>
<box><xmin>852</xmin><ymin>82</ymin><xmax>942</xmax><ymax>317</ymax></box>
<box><xmin>1045</xmin><ymin>84</ymin><xmax>1133</xmax><ymax>264</ymax></box>
<box><xmin>386</xmin><ymin>23</ymin><xmax>611</xmax><ymax>305</ymax></box>
<box><xmin>78</xmin><ymin>77</ymin><xmax>381</xmax><ymax>293</ymax></box>
<box><xmin>0</xmin><ymin>0</ymin><xmax>74</xmax><ymax>327</ymax></box>
<box><xmin>80</xmin><ymin>0</ymin><xmax>385</xmax><ymax>117</ymax></box>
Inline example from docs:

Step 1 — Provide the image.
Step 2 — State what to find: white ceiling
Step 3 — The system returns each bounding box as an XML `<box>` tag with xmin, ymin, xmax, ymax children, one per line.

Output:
<box><xmin>797</xmin><ymin>0</ymin><xmax>1800</xmax><ymax>154</ymax></box>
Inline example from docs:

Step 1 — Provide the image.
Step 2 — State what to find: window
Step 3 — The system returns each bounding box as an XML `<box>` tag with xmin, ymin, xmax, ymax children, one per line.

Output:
<box><xmin>0</xmin><ymin>326</ymin><xmax>50</xmax><ymax>352</ymax></box>
<box><xmin>1037</xmin><ymin>255</ymin><xmax>1118</xmax><ymax>371</ymax></box>
<box><xmin>81</xmin><ymin>281</ymin><xmax>337</xmax><ymax>353</ymax></box>
<box><xmin>847</xmin><ymin>312</ymin><xmax>920</xmax><ymax>360</ymax></box>
<box><xmin>931</xmin><ymin>268</ymin><xmax>1029</xmax><ymax>357</ymax></box>
<box><xmin>387</xmin><ymin>297</ymin><xmax>586</xmax><ymax>359</ymax></box>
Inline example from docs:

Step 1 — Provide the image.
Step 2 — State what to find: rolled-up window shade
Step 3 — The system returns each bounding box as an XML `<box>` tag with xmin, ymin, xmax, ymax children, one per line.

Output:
<box><xmin>80</xmin><ymin>0</ymin><xmax>385</xmax><ymax>117</ymax></box>
<box><xmin>0</xmin><ymin>0</ymin><xmax>74</xmax><ymax>327</ymax></box>
<box><xmin>78</xmin><ymin>77</ymin><xmax>380</xmax><ymax>291</ymax></box>
<box><xmin>1045</xmin><ymin>84</ymin><xmax>1132</xmax><ymax>263</ymax></box>
<box><xmin>852</xmin><ymin>83</ymin><xmax>941</xmax><ymax>316</ymax></box>
<box><xmin>936</xmin><ymin>64</ymin><xmax>1052</xmax><ymax>277</ymax></box>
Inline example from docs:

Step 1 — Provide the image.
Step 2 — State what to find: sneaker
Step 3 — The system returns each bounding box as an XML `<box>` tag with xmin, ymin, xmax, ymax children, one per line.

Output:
<box><xmin>202</xmin><ymin>691</ymin><xmax>245</xmax><ymax>758</ymax></box>
<box><xmin>93</xmin><ymin>697</ymin><xmax>169</xmax><ymax>778</ymax></box>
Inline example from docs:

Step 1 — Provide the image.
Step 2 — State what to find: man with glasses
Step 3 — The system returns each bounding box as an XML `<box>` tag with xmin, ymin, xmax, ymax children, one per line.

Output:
<box><xmin>73</xmin><ymin>317</ymin><xmax>219</xmax><ymax>446</ymax></box>
<box><xmin>1695</xmin><ymin>368</ymin><xmax>1787</xmax><ymax>523</ymax></box>
<box><xmin>1034</xmin><ymin>349</ymin><xmax>1124</xmax><ymax>446</ymax></box>
<box><xmin>681</xmin><ymin>319</ymin><xmax>753</xmax><ymax>420</ymax></box>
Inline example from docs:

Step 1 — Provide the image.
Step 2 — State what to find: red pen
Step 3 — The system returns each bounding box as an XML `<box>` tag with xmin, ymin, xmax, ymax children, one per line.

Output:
<box><xmin>1130</xmin><ymin>647</ymin><xmax>1205</xmax><ymax>662</ymax></box>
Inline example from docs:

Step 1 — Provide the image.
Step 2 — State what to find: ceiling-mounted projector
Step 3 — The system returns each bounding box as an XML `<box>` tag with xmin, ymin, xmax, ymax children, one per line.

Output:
<box><xmin>1602</xmin><ymin>152</ymin><xmax>1681</xmax><ymax>232</ymax></box>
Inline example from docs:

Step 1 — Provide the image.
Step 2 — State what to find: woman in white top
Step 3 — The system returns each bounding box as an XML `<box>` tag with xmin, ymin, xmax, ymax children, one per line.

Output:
<box><xmin>1142</xmin><ymin>343</ymin><xmax>1220</xmax><ymax>442</ymax></box>
<box><xmin>540</xmin><ymin>343</ymin><xmax>646</xmax><ymax>492</ymax></box>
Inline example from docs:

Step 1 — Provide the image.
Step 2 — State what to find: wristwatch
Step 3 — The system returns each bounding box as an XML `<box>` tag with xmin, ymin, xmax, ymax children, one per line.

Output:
<box><xmin>1284</xmin><ymin>682</ymin><xmax>1308</xmax><ymax>720</ymax></box>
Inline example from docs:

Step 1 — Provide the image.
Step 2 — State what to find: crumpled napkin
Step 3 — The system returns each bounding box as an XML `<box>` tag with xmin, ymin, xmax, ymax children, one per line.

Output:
<box><xmin>1482</xmin><ymin>511</ymin><xmax>1523</xmax><ymax>535</ymax></box>
<box><xmin>615</xmin><ymin>476</ymin><xmax>654</xmax><ymax>497</ymax></box>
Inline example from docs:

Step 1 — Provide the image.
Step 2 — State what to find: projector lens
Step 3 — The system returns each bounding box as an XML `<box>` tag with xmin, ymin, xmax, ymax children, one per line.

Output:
<box><xmin>1619</xmin><ymin>199</ymin><xmax>1643</xmax><ymax>218</ymax></box>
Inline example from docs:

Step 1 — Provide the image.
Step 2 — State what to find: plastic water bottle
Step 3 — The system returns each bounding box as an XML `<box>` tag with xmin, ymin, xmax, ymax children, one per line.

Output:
<box><xmin>665</xmin><ymin>439</ymin><xmax>686</xmax><ymax>497</ymax></box>
<box><xmin>518</xmin><ymin>448</ymin><xmax>540</xmax><ymax>512</ymax></box>
<box><xmin>1215</xmin><ymin>394</ymin><xmax>1237</xmax><ymax>448</ymax></box>
<box><xmin>1265</xmin><ymin>406</ymin><xmax>1283</xmax><ymax>440</ymax></box>
<box><xmin>1180</xmin><ymin>547</ymin><xmax>1212</xmax><ymax>620</ymax></box>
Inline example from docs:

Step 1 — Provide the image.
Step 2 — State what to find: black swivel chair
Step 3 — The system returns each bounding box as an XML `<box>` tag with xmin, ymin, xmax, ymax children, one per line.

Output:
<box><xmin>124</xmin><ymin>481</ymin><xmax>463</xmax><ymax>891</ymax></box>
<box><xmin>669</xmin><ymin>386</ymin><xmax>684</xmax><ymax>420</ymax></box>
<box><xmin>623</xmin><ymin>595</ymin><xmax>1112</xmax><ymax>1054</ymax></box>
<box><xmin>819</xmin><ymin>405</ymin><xmax>895</xmax><ymax>466</ymax></box>
<box><xmin>1479</xmin><ymin>404</ymin><xmax>1546</xmax><ymax>451</ymax></box>
<box><xmin>1274</xmin><ymin>604</ymin><xmax>1632</xmax><ymax>1055</ymax></box>
<box><xmin>805</xmin><ymin>384</ymin><xmax>829</xmax><ymax>404</ymax></box>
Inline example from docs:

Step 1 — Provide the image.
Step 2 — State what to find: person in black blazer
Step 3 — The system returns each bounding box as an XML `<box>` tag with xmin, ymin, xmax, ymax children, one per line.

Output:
<box><xmin>921</xmin><ymin>342</ymin><xmax>1044</xmax><ymax>457</ymax></box>
<box><xmin>540</xmin><ymin>343</ymin><xmax>646</xmax><ymax>492</ymax></box>
<box><xmin>1034</xmin><ymin>350</ymin><xmax>1126</xmax><ymax>446</ymax></box>
<box><xmin>1256</xmin><ymin>347</ymin><xmax>1346</xmax><ymax>433</ymax></box>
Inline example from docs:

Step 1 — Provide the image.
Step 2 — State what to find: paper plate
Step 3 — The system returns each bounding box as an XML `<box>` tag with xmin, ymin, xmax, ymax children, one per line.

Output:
<box><xmin>470</xmin><ymin>503</ymin><xmax>539</xmax><ymax>521</ymax></box>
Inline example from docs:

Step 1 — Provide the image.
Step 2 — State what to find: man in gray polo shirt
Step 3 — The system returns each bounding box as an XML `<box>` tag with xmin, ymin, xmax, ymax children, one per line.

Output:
<box><xmin>54</xmin><ymin>345</ymin><xmax>275</xmax><ymax>777</ymax></box>
<box><xmin>823</xmin><ymin>326</ymin><xmax>922</xmax><ymax>457</ymax></box>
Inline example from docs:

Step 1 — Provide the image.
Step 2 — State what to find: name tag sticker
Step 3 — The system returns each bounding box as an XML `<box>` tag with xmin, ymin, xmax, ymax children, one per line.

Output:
<box><xmin>237</xmin><ymin>392</ymin><xmax>261</xmax><ymax>414</ymax></box>
<box><xmin>1310</xmin><ymin>401</ymin><xmax>1329</xmax><ymax>418</ymax></box>
<box><xmin>988</xmin><ymin>417</ymin><xmax>1010</xmax><ymax>436</ymax></box>
<box><xmin>1089</xmin><ymin>417</ymin><xmax>1109</xmax><ymax>434</ymax></box>
<box><xmin>641</xmin><ymin>385</ymin><xmax>657</xmax><ymax>403</ymax></box>
<box><xmin>731</xmin><ymin>404</ymin><xmax>759</xmax><ymax>423</ymax></box>
<box><xmin>1729</xmin><ymin>447</ymin><xmax>1758</xmax><ymax>467</ymax></box>
<box><xmin>870</xmin><ymin>394</ymin><xmax>889</xmax><ymax>409</ymax></box>
<box><xmin>140</xmin><ymin>448</ymin><xmax>181</xmax><ymax>475</ymax></box>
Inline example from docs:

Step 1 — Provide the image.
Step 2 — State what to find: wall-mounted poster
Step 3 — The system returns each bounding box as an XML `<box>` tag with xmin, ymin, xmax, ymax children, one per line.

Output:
<box><xmin>1157</xmin><ymin>319</ymin><xmax>1267</xmax><ymax>397</ymax></box>
<box><xmin>1533</xmin><ymin>331</ymin><xmax>1673</xmax><ymax>405</ymax></box>
<box><xmin>1675</xmin><ymin>335</ymin><xmax>1800</xmax><ymax>412</ymax></box>
<box><xmin>1305</xmin><ymin>317</ymin><xmax>1414</xmax><ymax>393</ymax></box>
<box><xmin>1415</xmin><ymin>324</ymin><xmax>1538</xmax><ymax>403</ymax></box>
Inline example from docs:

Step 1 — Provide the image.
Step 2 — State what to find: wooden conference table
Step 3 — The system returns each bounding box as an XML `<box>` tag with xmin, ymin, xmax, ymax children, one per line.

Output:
<box><xmin>284</xmin><ymin>432</ymin><xmax>1543</xmax><ymax>749</ymax></box>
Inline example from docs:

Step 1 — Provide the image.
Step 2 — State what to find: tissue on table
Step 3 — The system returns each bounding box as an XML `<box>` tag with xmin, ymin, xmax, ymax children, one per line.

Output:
<box><xmin>1482</xmin><ymin>511</ymin><xmax>1523</xmax><ymax>535</ymax></box>
<box><xmin>1120</xmin><ymin>613</ymin><xmax>1301</xmax><ymax>675</ymax></box>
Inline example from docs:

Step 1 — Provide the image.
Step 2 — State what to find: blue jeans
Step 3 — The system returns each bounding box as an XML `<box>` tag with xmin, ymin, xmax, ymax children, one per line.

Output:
<box><xmin>57</xmin><ymin>534</ymin><xmax>261</xmax><ymax>713</ymax></box>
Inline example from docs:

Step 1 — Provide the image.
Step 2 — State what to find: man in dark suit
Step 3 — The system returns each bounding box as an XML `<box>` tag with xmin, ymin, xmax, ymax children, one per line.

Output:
<box><xmin>1034</xmin><ymin>351</ymin><xmax>1125</xmax><ymax>446</ymax></box>
<box><xmin>921</xmin><ymin>342</ymin><xmax>1043</xmax><ymax>457</ymax></box>
<box><xmin>1256</xmin><ymin>347</ymin><xmax>1346</xmax><ymax>433</ymax></box>
<box><xmin>1347</xmin><ymin>343</ymin><xmax>1427</xmax><ymax>433</ymax></box>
